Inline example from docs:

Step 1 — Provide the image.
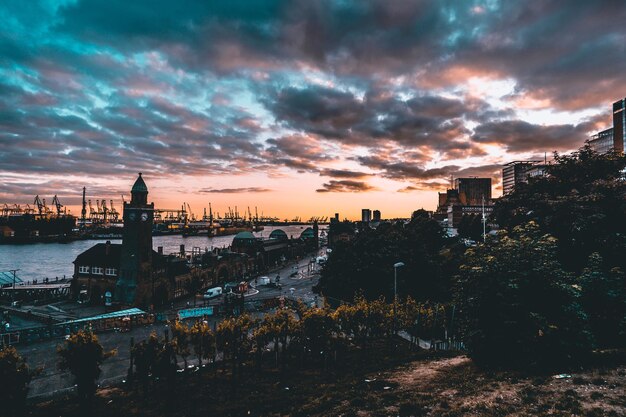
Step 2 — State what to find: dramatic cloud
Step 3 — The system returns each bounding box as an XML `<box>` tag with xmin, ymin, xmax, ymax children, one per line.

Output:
<box><xmin>319</xmin><ymin>169</ymin><xmax>370</xmax><ymax>179</ymax></box>
<box><xmin>198</xmin><ymin>187</ymin><xmax>273</xmax><ymax>194</ymax></box>
<box><xmin>0</xmin><ymin>1</ymin><xmax>623</xmax><ymax>214</ymax></box>
<box><xmin>316</xmin><ymin>180</ymin><xmax>376</xmax><ymax>193</ymax></box>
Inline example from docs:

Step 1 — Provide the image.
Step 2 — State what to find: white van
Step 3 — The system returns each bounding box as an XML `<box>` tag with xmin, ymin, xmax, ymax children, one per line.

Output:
<box><xmin>203</xmin><ymin>286</ymin><xmax>223</xmax><ymax>299</ymax></box>
<box><xmin>257</xmin><ymin>276</ymin><xmax>270</xmax><ymax>285</ymax></box>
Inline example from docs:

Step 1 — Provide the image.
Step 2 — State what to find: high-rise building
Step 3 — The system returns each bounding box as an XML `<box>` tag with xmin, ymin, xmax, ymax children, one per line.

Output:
<box><xmin>372</xmin><ymin>210</ymin><xmax>381</xmax><ymax>222</ymax></box>
<box><xmin>115</xmin><ymin>173</ymin><xmax>155</xmax><ymax>305</ymax></box>
<box><xmin>361</xmin><ymin>209</ymin><xmax>371</xmax><ymax>223</ymax></box>
<box><xmin>589</xmin><ymin>98</ymin><xmax>625</xmax><ymax>154</ymax></box>
<box><xmin>502</xmin><ymin>161</ymin><xmax>542</xmax><ymax>195</ymax></box>
<box><xmin>453</xmin><ymin>178</ymin><xmax>492</xmax><ymax>206</ymax></box>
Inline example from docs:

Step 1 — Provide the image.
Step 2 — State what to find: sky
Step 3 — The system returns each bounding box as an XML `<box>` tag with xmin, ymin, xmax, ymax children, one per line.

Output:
<box><xmin>1</xmin><ymin>1</ymin><xmax>624</xmax><ymax>220</ymax></box>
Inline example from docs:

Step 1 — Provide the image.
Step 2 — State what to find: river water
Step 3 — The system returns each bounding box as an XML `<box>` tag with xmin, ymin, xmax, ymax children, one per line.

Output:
<box><xmin>0</xmin><ymin>225</ymin><xmax>320</xmax><ymax>282</ymax></box>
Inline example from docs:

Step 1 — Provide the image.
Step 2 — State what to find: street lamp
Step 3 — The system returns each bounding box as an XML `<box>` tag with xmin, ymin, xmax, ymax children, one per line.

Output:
<box><xmin>393</xmin><ymin>262</ymin><xmax>404</xmax><ymax>333</ymax></box>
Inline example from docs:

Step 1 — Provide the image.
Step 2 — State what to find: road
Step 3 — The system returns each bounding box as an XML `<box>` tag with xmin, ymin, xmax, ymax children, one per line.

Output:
<box><xmin>17</xmin><ymin>248</ymin><xmax>327</xmax><ymax>399</ymax></box>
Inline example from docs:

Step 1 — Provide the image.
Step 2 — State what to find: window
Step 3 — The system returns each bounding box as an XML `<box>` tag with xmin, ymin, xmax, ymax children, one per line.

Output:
<box><xmin>92</xmin><ymin>267</ymin><xmax>103</xmax><ymax>275</ymax></box>
<box><xmin>105</xmin><ymin>268</ymin><xmax>117</xmax><ymax>276</ymax></box>
<box><xmin>78</xmin><ymin>266</ymin><xmax>89</xmax><ymax>274</ymax></box>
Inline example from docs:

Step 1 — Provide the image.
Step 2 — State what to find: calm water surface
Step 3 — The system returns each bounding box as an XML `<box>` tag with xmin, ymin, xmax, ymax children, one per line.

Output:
<box><xmin>0</xmin><ymin>225</ymin><xmax>319</xmax><ymax>282</ymax></box>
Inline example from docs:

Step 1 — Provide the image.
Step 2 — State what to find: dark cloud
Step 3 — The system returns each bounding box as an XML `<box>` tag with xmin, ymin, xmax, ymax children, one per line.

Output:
<box><xmin>198</xmin><ymin>187</ymin><xmax>273</xmax><ymax>194</ymax></box>
<box><xmin>319</xmin><ymin>169</ymin><xmax>370</xmax><ymax>178</ymax></box>
<box><xmin>0</xmin><ymin>0</ymin><xmax>623</xmax><ymax>197</ymax></box>
<box><xmin>471</xmin><ymin>120</ymin><xmax>594</xmax><ymax>152</ymax></box>
<box><xmin>316</xmin><ymin>180</ymin><xmax>376</xmax><ymax>193</ymax></box>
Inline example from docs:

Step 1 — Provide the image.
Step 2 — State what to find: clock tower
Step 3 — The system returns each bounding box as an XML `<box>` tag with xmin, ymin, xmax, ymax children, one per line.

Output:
<box><xmin>115</xmin><ymin>173</ymin><xmax>154</xmax><ymax>305</ymax></box>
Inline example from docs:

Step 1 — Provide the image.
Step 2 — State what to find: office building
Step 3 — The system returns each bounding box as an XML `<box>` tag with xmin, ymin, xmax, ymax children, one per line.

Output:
<box><xmin>453</xmin><ymin>178</ymin><xmax>492</xmax><ymax>206</ymax></box>
<box><xmin>372</xmin><ymin>210</ymin><xmax>381</xmax><ymax>222</ymax></box>
<box><xmin>589</xmin><ymin>98</ymin><xmax>625</xmax><ymax>154</ymax></box>
<box><xmin>361</xmin><ymin>209</ymin><xmax>371</xmax><ymax>223</ymax></box>
<box><xmin>502</xmin><ymin>161</ymin><xmax>542</xmax><ymax>195</ymax></box>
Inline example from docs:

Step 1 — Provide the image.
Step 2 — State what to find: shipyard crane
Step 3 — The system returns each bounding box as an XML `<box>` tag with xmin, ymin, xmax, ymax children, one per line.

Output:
<box><xmin>81</xmin><ymin>187</ymin><xmax>87</xmax><ymax>226</ymax></box>
<box><xmin>51</xmin><ymin>195</ymin><xmax>63</xmax><ymax>215</ymax></box>
<box><xmin>186</xmin><ymin>202</ymin><xmax>194</xmax><ymax>221</ymax></box>
<box><xmin>34</xmin><ymin>195</ymin><xmax>43</xmax><ymax>215</ymax></box>
<box><xmin>88</xmin><ymin>199</ymin><xmax>96</xmax><ymax>220</ymax></box>
<box><xmin>101</xmin><ymin>199</ymin><xmax>108</xmax><ymax>223</ymax></box>
<box><xmin>109</xmin><ymin>200</ymin><xmax>119</xmax><ymax>221</ymax></box>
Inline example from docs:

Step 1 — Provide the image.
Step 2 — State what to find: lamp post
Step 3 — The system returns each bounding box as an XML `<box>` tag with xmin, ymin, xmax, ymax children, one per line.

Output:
<box><xmin>393</xmin><ymin>262</ymin><xmax>404</xmax><ymax>332</ymax></box>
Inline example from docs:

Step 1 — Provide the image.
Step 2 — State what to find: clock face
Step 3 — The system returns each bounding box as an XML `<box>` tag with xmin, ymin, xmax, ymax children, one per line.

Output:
<box><xmin>128</xmin><ymin>212</ymin><xmax>136</xmax><ymax>221</ymax></box>
<box><xmin>141</xmin><ymin>212</ymin><xmax>148</xmax><ymax>222</ymax></box>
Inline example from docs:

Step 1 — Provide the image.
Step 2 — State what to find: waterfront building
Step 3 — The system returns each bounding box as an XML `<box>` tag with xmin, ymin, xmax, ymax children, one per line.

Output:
<box><xmin>115</xmin><ymin>173</ymin><xmax>155</xmax><ymax>305</ymax></box>
<box><xmin>73</xmin><ymin>174</ymin><xmax>252</xmax><ymax>307</ymax></box>
<box><xmin>231</xmin><ymin>227</ymin><xmax>317</xmax><ymax>271</ymax></box>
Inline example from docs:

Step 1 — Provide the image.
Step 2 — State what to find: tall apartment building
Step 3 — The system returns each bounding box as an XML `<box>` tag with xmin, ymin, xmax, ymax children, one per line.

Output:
<box><xmin>589</xmin><ymin>98</ymin><xmax>625</xmax><ymax>154</ymax></box>
<box><xmin>372</xmin><ymin>210</ymin><xmax>381</xmax><ymax>222</ymax></box>
<box><xmin>361</xmin><ymin>209</ymin><xmax>371</xmax><ymax>223</ymax></box>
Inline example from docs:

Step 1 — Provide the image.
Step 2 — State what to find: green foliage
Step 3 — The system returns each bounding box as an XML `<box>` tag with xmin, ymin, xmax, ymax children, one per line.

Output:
<box><xmin>493</xmin><ymin>145</ymin><xmax>626</xmax><ymax>272</ymax></box>
<box><xmin>0</xmin><ymin>346</ymin><xmax>38</xmax><ymax>416</ymax></box>
<box><xmin>457</xmin><ymin>214</ymin><xmax>488</xmax><ymax>242</ymax></box>
<box><xmin>189</xmin><ymin>321</ymin><xmax>216</xmax><ymax>366</ymax></box>
<box><xmin>170</xmin><ymin>320</ymin><xmax>191</xmax><ymax>368</ymax></box>
<box><xmin>319</xmin><ymin>215</ymin><xmax>454</xmax><ymax>302</ymax></box>
<box><xmin>456</xmin><ymin>222</ymin><xmax>593</xmax><ymax>369</ymax></box>
<box><xmin>57</xmin><ymin>330</ymin><xmax>116</xmax><ymax>405</ymax></box>
<box><xmin>578</xmin><ymin>253</ymin><xmax>626</xmax><ymax>348</ymax></box>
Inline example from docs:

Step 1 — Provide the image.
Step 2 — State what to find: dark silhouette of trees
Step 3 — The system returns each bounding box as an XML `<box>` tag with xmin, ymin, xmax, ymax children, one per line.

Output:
<box><xmin>0</xmin><ymin>346</ymin><xmax>39</xmax><ymax>416</ymax></box>
<box><xmin>456</xmin><ymin>222</ymin><xmax>593</xmax><ymax>369</ymax></box>
<box><xmin>457</xmin><ymin>214</ymin><xmax>487</xmax><ymax>242</ymax></box>
<box><xmin>57</xmin><ymin>330</ymin><xmax>116</xmax><ymax>407</ymax></box>
<box><xmin>493</xmin><ymin>145</ymin><xmax>626</xmax><ymax>272</ymax></box>
<box><xmin>578</xmin><ymin>253</ymin><xmax>626</xmax><ymax>348</ymax></box>
<box><xmin>318</xmin><ymin>215</ymin><xmax>454</xmax><ymax>302</ymax></box>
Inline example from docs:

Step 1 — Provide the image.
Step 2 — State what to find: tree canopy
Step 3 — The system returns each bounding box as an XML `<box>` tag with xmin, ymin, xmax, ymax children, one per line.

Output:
<box><xmin>318</xmin><ymin>216</ymin><xmax>454</xmax><ymax>302</ymax></box>
<box><xmin>456</xmin><ymin>222</ymin><xmax>593</xmax><ymax>369</ymax></box>
<box><xmin>492</xmin><ymin>145</ymin><xmax>626</xmax><ymax>272</ymax></box>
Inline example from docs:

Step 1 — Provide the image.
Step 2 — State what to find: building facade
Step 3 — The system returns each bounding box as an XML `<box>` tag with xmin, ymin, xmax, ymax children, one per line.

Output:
<box><xmin>589</xmin><ymin>98</ymin><xmax>625</xmax><ymax>154</ymax></box>
<box><xmin>453</xmin><ymin>178</ymin><xmax>492</xmax><ymax>206</ymax></box>
<box><xmin>115</xmin><ymin>173</ymin><xmax>155</xmax><ymax>305</ymax></box>
<box><xmin>502</xmin><ymin>161</ymin><xmax>541</xmax><ymax>195</ymax></box>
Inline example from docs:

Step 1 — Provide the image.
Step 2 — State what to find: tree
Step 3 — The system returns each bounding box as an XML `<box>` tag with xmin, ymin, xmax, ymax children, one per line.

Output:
<box><xmin>57</xmin><ymin>330</ymin><xmax>116</xmax><ymax>407</ymax></box>
<box><xmin>170</xmin><ymin>320</ymin><xmax>191</xmax><ymax>369</ymax></box>
<box><xmin>493</xmin><ymin>145</ymin><xmax>626</xmax><ymax>272</ymax></box>
<box><xmin>578</xmin><ymin>253</ymin><xmax>626</xmax><ymax>348</ymax></box>
<box><xmin>189</xmin><ymin>321</ymin><xmax>216</xmax><ymax>367</ymax></box>
<box><xmin>0</xmin><ymin>346</ymin><xmax>39</xmax><ymax>416</ymax></box>
<box><xmin>318</xmin><ymin>215</ymin><xmax>453</xmax><ymax>302</ymax></box>
<box><xmin>456</xmin><ymin>222</ymin><xmax>593</xmax><ymax>369</ymax></box>
<box><xmin>457</xmin><ymin>214</ymin><xmax>487</xmax><ymax>242</ymax></box>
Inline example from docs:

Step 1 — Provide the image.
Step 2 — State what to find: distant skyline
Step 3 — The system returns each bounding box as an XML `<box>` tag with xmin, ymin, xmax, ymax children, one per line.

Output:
<box><xmin>1</xmin><ymin>1</ymin><xmax>624</xmax><ymax>219</ymax></box>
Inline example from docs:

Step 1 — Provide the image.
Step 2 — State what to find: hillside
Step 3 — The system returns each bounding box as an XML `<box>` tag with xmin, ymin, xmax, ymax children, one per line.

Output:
<box><xmin>30</xmin><ymin>341</ymin><xmax>626</xmax><ymax>417</ymax></box>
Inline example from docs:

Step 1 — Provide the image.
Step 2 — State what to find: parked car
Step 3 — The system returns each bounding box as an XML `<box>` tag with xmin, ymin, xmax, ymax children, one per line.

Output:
<box><xmin>203</xmin><ymin>286</ymin><xmax>223</xmax><ymax>299</ymax></box>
